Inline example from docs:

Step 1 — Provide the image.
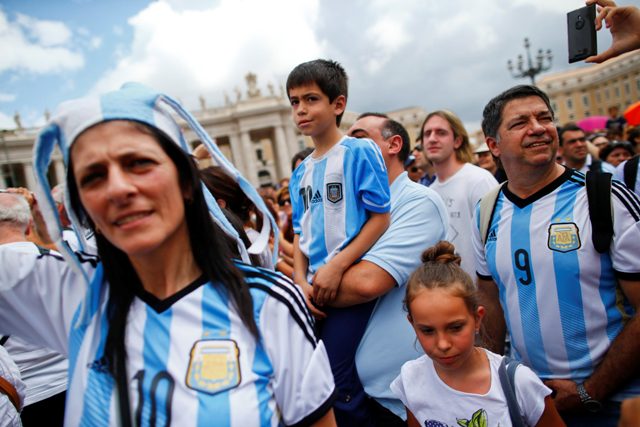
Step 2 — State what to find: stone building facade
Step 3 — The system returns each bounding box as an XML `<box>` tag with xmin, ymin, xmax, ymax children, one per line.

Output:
<box><xmin>537</xmin><ymin>50</ymin><xmax>640</xmax><ymax>125</ymax></box>
<box><xmin>0</xmin><ymin>73</ymin><xmax>428</xmax><ymax>190</ymax></box>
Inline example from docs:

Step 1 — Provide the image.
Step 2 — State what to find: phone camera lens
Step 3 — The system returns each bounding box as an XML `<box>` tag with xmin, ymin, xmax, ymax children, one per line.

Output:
<box><xmin>575</xmin><ymin>15</ymin><xmax>585</xmax><ymax>30</ymax></box>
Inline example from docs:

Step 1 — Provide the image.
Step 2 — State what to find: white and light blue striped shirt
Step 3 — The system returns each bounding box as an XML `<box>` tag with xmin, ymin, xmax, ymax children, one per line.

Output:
<box><xmin>290</xmin><ymin>136</ymin><xmax>390</xmax><ymax>276</ymax></box>
<box><xmin>0</xmin><ymin>249</ymin><xmax>335</xmax><ymax>426</ymax></box>
<box><xmin>473</xmin><ymin>168</ymin><xmax>640</xmax><ymax>400</ymax></box>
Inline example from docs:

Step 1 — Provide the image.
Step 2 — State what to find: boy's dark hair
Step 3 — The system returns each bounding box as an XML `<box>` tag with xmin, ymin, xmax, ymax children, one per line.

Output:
<box><xmin>482</xmin><ymin>85</ymin><xmax>554</xmax><ymax>139</ymax></box>
<box><xmin>558</xmin><ymin>123</ymin><xmax>584</xmax><ymax>146</ymax></box>
<box><xmin>286</xmin><ymin>59</ymin><xmax>348</xmax><ymax>126</ymax></box>
<box><xmin>357</xmin><ymin>112</ymin><xmax>411</xmax><ymax>163</ymax></box>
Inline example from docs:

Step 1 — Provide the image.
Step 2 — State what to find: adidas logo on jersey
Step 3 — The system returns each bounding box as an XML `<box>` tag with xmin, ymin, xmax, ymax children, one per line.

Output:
<box><xmin>311</xmin><ymin>190</ymin><xmax>323</xmax><ymax>204</ymax></box>
<box><xmin>488</xmin><ymin>229</ymin><xmax>497</xmax><ymax>242</ymax></box>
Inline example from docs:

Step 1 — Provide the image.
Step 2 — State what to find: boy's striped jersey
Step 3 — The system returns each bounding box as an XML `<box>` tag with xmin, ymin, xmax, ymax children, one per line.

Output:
<box><xmin>290</xmin><ymin>136</ymin><xmax>390</xmax><ymax>276</ymax></box>
<box><xmin>473</xmin><ymin>168</ymin><xmax>640</xmax><ymax>400</ymax></box>
<box><xmin>0</xmin><ymin>248</ymin><xmax>335</xmax><ymax>426</ymax></box>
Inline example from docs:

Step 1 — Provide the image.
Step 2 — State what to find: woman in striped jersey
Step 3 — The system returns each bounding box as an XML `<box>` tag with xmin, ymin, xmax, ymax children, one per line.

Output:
<box><xmin>0</xmin><ymin>83</ymin><xmax>336</xmax><ymax>427</ymax></box>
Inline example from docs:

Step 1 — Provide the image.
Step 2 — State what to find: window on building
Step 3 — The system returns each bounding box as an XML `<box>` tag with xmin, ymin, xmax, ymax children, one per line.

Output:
<box><xmin>605</xmin><ymin>89</ymin><xmax>610</xmax><ymax>100</ymax></box>
<box><xmin>625</xmin><ymin>82</ymin><xmax>631</xmax><ymax>95</ymax></box>
<box><xmin>566</xmin><ymin>98</ymin><xmax>573</xmax><ymax>110</ymax></box>
<box><xmin>615</xmin><ymin>87</ymin><xmax>620</xmax><ymax>98</ymax></box>
<box><xmin>582</xmin><ymin>95</ymin><xmax>589</xmax><ymax>107</ymax></box>
<box><xmin>569</xmin><ymin>113</ymin><xmax>575</xmax><ymax>121</ymax></box>
<box><xmin>551</xmin><ymin>102</ymin><xmax>558</xmax><ymax>112</ymax></box>
<box><xmin>636</xmin><ymin>78</ymin><xmax>640</xmax><ymax>92</ymax></box>
<box><xmin>584</xmin><ymin>111</ymin><xmax>591</xmax><ymax>117</ymax></box>
<box><xmin>596</xmin><ymin>92</ymin><xmax>601</xmax><ymax>103</ymax></box>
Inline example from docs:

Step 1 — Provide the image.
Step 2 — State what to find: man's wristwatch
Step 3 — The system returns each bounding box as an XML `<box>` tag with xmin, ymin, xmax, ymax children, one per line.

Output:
<box><xmin>577</xmin><ymin>383</ymin><xmax>603</xmax><ymax>412</ymax></box>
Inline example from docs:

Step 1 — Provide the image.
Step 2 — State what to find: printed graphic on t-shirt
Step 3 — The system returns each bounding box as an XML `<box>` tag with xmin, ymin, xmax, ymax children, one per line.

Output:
<box><xmin>424</xmin><ymin>408</ymin><xmax>488</xmax><ymax>427</ymax></box>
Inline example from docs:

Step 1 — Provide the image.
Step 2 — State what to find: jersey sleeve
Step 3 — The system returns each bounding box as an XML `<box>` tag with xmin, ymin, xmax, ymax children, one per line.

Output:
<box><xmin>514</xmin><ymin>363</ymin><xmax>552</xmax><ymax>427</ymax></box>
<box><xmin>0</xmin><ymin>345</ymin><xmax>25</xmax><ymax>423</ymax></box>
<box><xmin>363</xmin><ymin>186</ymin><xmax>447</xmax><ymax>287</ymax></box>
<box><xmin>347</xmin><ymin>139</ymin><xmax>390</xmax><ymax>213</ymax></box>
<box><xmin>257</xmin><ymin>272</ymin><xmax>336</xmax><ymax>425</ymax></box>
<box><xmin>610</xmin><ymin>180</ymin><xmax>640</xmax><ymax>277</ymax></box>
<box><xmin>0</xmin><ymin>246</ymin><xmax>91</xmax><ymax>356</ymax></box>
<box><xmin>389</xmin><ymin>372</ymin><xmax>409</xmax><ymax>410</ymax></box>
<box><xmin>290</xmin><ymin>165</ymin><xmax>305</xmax><ymax>235</ymax></box>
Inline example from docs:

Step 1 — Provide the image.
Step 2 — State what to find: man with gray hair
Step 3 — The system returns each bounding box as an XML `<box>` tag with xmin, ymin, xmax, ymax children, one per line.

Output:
<box><xmin>0</xmin><ymin>191</ymin><xmax>68</xmax><ymax>426</ymax></box>
<box><xmin>0</xmin><ymin>192</ymin><xmax>32</xmax><ymax>239</ymax></box>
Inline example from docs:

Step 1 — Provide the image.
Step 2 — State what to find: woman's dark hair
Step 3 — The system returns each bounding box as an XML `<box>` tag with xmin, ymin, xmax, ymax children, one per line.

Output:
<box><xmin>220</xmin><ymin>207</ymin><xmax>262</xmax><ymax>266</ymax></box>
<box><xmin>291</xmin><ymin>147</ymin><xmax>314</xmax><ymax>172</ymax></box>
<box><xmin>200</xmin><ymin>166</ymin><xmax>257</xmax><ymax>225</ymax></box>
<box><xmin>67</xmin><ymin>121</ymin><xmax>258</xmax><ymax>376</ymax></box>
<box><xmin>599</xmin><ymin>140</ymin><xmax>634</xmax><ymax>163</ymax></box>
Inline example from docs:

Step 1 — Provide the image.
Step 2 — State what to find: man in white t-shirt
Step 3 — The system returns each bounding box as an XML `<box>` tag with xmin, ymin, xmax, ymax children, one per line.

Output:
<box><xmin>0</xmin><ymin>192</ymin><xmax>68</xmax><ymax>426</ymax></box>
<box><xmin>420</xmin><ymin>110</ymin><xmax>498</xmax><ymax>277</ymax></box>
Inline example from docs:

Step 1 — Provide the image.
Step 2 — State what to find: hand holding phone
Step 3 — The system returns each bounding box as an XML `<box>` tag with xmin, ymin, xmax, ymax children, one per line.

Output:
<box><xmin>568</xmin><ymin>4</ymin><xmax>597</xmax><ymax>63</ymax></box>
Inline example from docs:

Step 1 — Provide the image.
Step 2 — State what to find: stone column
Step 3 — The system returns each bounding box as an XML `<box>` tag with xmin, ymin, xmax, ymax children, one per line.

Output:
<box><xmin>0</xmin><ymin>169</ymin><xmax>7</xmax><ymax>188</ymax></box>
<box><xmin>228</xmin><ymin>133</ymin><xmax>246</xmax><ymax>176</ymax></box>
<box><xmin>23</xmin><ymin>163</ymin><xmax>37</xmax><ymax>191</ymax></box>
<box><xmin>285</xmin><ymin>123</ymin><xmax>300</xmax><ymax>156</ymax></box>
<box><xmin>53</xmin><ymin>160</ymin><xmax>66</xmax><ymax>187</ymax></box>
<box><xmin>274</xmin><ymin>125</ymin><xmax>291</xmax><ymax>179</ymax></box>
<box><xmin>240</xmin><ymin>131</ymin><xmax>259</xmax><ymax>187</ymax></box>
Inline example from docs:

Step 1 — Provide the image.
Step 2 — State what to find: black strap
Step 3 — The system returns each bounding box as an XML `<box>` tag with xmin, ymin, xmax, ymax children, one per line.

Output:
<box><xmin>586</xmin><ymin>171</ymin><xmax>613</xmax><ymax>254</ymax></box>
<box><xmin>588</xmin><ymin>159</ymin><xmax>603</xmax><ymax>173</ymax></box>
<box><xmin>115</xmin><ymin>350</ymin><xmax>133</xmax><ymax>427</ymax></box>
<box><xmin>0</xmin><ymin>336</ymin><xmax>9</xmax><ymax>346</ymax></box>
<box><xmin>498</xmin><ymin>358</ymin><xmax>525</xmax><ymax>427</ymax></box>
<box><xmin>623</xmin><ymin>156</ymin><xmax>639</xmax><ymax>191</ymax></box>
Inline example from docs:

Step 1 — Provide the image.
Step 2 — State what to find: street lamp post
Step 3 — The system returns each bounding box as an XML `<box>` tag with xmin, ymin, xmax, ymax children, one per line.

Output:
<box><xmin>507</xmin><ymin>38</ymin><xmax>553</xmax><ymax>85</ymax></box>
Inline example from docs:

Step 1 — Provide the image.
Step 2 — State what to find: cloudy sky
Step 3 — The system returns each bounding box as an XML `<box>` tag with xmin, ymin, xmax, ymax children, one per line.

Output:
<box><xmin>1</xmin><ymin>0</ymin><xmax>639</xmax><ymax>133</ymax></box>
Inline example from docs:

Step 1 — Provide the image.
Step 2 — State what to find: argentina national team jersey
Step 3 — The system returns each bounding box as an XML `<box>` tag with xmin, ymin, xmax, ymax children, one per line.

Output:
<box><xmin>473</xmin><ymin>168</ymin><xmax>640</xmax><ymax>399</ymax></box>
<box><xmin>290</xmin><ymin>136</ymin><xmax>390</xmax><ymax>275</ymax></box>
<box><xmin>0</xmin><ymin>249</ymin><xmax>335</xmax><ymax>426</ymax></box>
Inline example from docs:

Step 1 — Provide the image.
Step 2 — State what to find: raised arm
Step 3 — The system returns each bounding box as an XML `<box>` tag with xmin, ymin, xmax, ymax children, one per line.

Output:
<box><xmin>585</xmin><ymin>0</ymin><xmax>640</xmax><ymax>63</ymax></box>
<box><xmin>0</xmin><ymin>247</ymin><xmax>90</xmax><ymax>356</ymax></box>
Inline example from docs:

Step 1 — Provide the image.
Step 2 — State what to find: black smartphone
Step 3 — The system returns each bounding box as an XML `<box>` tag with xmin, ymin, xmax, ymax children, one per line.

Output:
<box><xmin>567</xmin><ymin>4</ymin><xmax>597</xmax><ymax>63</ymax></box>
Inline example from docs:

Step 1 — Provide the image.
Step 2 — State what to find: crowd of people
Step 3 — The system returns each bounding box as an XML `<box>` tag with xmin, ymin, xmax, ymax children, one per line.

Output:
<box><xmin>1</xmin><ymin>0</ymin><xmax>640</xmax><ymax>426</ymax></box>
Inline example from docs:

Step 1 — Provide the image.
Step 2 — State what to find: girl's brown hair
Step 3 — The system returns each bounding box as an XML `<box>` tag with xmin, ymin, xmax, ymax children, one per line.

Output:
<box><xmin>405</xmin><ymin>241</ymin><xmax>480</xmax><ymax>318</ymax></box>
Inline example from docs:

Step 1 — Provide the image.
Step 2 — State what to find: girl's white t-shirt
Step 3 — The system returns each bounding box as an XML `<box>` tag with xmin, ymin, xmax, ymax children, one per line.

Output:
<box><xmin>391</xmin><ymin>349</ymin><xmax>551</xmax><ymax>427</ymax></box>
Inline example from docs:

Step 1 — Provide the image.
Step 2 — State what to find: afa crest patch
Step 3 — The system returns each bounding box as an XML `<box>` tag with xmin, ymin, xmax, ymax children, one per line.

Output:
<box><xmin>326</xmin><ymin>182</ymin><xmax>343</xmax><ymax>204</ymax></box>
<box><xmin>186</xmin><ymin>339</ymin><xmax>241</xmax><ymax>395</ymax></box>
<box><xmin>548</xmin><ymin>223</ymin><xmax>581</xmax><ymax>253</ymax></box>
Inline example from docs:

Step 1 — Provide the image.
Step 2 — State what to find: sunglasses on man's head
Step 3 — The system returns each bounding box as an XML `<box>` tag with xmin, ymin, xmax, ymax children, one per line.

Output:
<box><xmin>409</xmin><ymin>167</ymin><xmax>421</xmax><ymax>173</ymax></box>
<box><xmin>413</xmin><ymin>144</ymin><xmax>423</xmax><ymax>152</ymax></box>
<box><xmin>278</xmin><ymin>198</ymin><xmax>291</xmax><ymax>207</ymax></box>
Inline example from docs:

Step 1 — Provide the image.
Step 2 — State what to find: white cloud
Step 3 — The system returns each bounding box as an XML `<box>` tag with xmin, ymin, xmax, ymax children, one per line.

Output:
<box><xmin>15</xmin><ymin>13</ymin><xmax>72</xmax><ymax>46</ymax></box>
<box><xmin>0</xmin><ymin>93</ymin><xmax>16</xmax><ymax>102</ymax></box>
<box><xmin>364</xmin><ymin>17</ymin><xmax>411</xmax><ymax>74</ymax></box>
<box><xmin>0</xmin><ymin>112</ymin><xmax>14</xmax><ymax>129</ymax></box>
<box><xmin>511</xmin><ymin>0</ymin><xmax>571</xmax><ymax>14</ymax></box>
<box><xmin>0</xmin><ymin>10</ymin><xmax>84</xmax><ymax>74</ymax></box>
<box><xmin>90</xmin><ymin>0</ymin><xmax>322</xmax><ymax>109</ymax></box>
<box><xmin>89</xmin><ymin>36</ymin><xmax>102</xmax><ymax>49</ymax></box>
